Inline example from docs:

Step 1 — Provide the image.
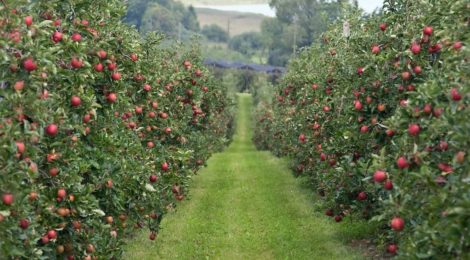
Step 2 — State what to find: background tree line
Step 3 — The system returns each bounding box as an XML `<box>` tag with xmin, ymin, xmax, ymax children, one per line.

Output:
<box><xmin>124</xmin><ymin>0</ymin><xmax>370</xmax><ymax>66</ymax></box>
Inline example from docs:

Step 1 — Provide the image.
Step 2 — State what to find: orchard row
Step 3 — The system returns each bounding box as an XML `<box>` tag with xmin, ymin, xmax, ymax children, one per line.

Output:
<box><xmin>254</xmin><ymin>0</ymin><xmax>469</xmax><ymax>258</ymax></box>
<box><xmin>0</xmin><ymin>0</ymin><xmax>233</xmax><ymax>259</ymax></box>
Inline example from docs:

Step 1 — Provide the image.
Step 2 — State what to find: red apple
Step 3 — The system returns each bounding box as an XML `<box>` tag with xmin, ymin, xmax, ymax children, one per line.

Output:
<box><xmin>149</xmin><ymin>175</ymin><xmax>157</xmax><ymax>183</ymax></box>
<box><xmin>14</xmin><ymin>81</ymin><xmax>25</xmax><ymax>91</ymax></box>
<box><xmin>397</xmin><ymin>156</ymin><xmax>409</xmax><ymax>169</ymax></box>
<box><xmin>450</xmin><ymin>88</ymin><xmax>462</xmax><ymax>101</ymax></box>
<box><xmin>360</xmin><ymin>125</ymin><xmax>369</xmax><ymax>133</ymax></box>
<box><xmin>433</xmin><ymin>107</ymin><xmax>443</xmax><ymax>118</ymax></box>
<box><xmin>57</xmin><ymin>188</ymin><xmax>66</xmax><ymax>198</ymax></box>
<box><xmin>371</xmin><ymin>45</ymin><xmax>380</xmax><ymax>54</ymax></box>
<box><xmin>408</xmin><ymin>123</ymin><xmax>420</xmax><ymax>136</ymax></box>
<box><xmin>391</xmin><ymin>217</ymin><xmax>405</xmax><ymax>231</ymax></box>
<box><xmin>161</xmin><ymin>162</ymin><xmax>169</xmax><ymax>171</ymax></box>
<box><xmin>71</xmin><ymin>58</ymin><xmax>83</xmax><ymax>69</ymax></box>
<box><xmin>83</xmin><ymin>114</ymin><xmax>91</xmax><ymax>124</ymax></box>
<box><xmin>387</xmin><ymin>244</ymin><xmax>398</xmax><ymax>255</ymax></box>
<box><xmin>423</xmin><ymin>26</ymin><xmax>433</xmax><ymax>36</ymax></box>
<box><xmin>455</xmin><ymin>151</ymin><xmax>465</xmax><ymax>164</ymax></box>
<box><xmin>94</xmin><ymin>63</ymin><xmax>104</xmax><ymax>72</ymax></box>
<box><xmin>384</xmin><ymin>180</ymin><xmax>394</xmax><ymax>190</ymax></box>
<box><xmin>98</xmin><ymin>50</ymin><xmax>107</xmax><ymax>59</ymax></box>
<box><xmin>401</xmin><ymin>71</ymin><xmax>411</xmax><ymax>81</ymax></box>
<box><xmin>357</xmin><ymin>191</ymin><xmax>367</xmax><ymax>201</ymax></box>
<box><xmin>149</xmin><ymin>231</ymin><xmax>157</xmax><ymax>240</ymax></box>
<box><xmin>423</xmin><ymin>104</ymin><xmax>432</xmax><ymax>114</ymax></box>
<box><xmin>325</xmin><ymin>209</ymin><xmax>334</xmax><ymax>217</ymax></box>
<box><xmin>71</xmin><ymin>33</ymin><xmax>81</xmax><ymax>42</ymax></box>
<box><xmin>107</xmin><ymin>93</ymin><xmax>117</xmax><ymax>103</ymax></box>
<box><xmin>130</xmin><ymin>53</ymin><xmax>138</xmax><ymax>62</ymax></box>
<box><xmin>379</xmin><ymin>23</ymin><xmax>386</xmax><ymax>31</ymax></box>
<box><xmin>70</xmin><ymin>96</ymin><xmax>81</xmax><ymax>107</ymax></box>
<box><xmin>23</xmin><ymin>58</ymin><xmax>37</xmax><ymax>72</ymax></box>
<box><xmin>47</xmin><ymin>230</ymin><xmax>58</xmax><ymax>239</ymax></box>
<box><xmin>373</xmin><ymin>170</ymin><xmax>387</xmax><ymax>182</ymax></box>
<box><xmin>49</xmin><ymin>167</ymin><xmax>59</xmax><ymax>177</ymax></box>
<box><xmin>413</xmin><ymin>66</ymin><xmax>422</xmax><ymax>74</ymax></box>
<box><xmin>2</xmin><ymin>193</ymin><xmax>14</xmax><ymax>205</ymax></box>
<box><xmin>19</xmin><ymin>219</ymin><xmax>29</xmax><ymax>229</ymax></box>
<box><xmin>438</xmin><ymin>141</ymin><xmax>448</xmax><ymax>151</ymax></box>
<box><xmin>45</xmin><ymin>124</ymin><xmax>59</xmax><ymax>137</ymax></box>
<box><xmin>16</xmin><ymin>141</ymin><xmax>25</xmax><ymax>154</ymax></box>
<box><xmin>111</xmin><ymin>72</ymin><xmax>121</xmax><ymax>81</ymax></box>
<box><xmin>52</xmin><ymin>31</ymin><xmax>63</xmax><ymax>43</ymax></box>
<box><xmin>25</xmin><ymin>16</ymin><xmax>33</xmax><ymax>27</ymax></box>
<box><xmin>357</xmin><ymin>67</ymin><xmax>364</xmax><ymax>76</ymax></box>
<box><xmin>354</xmin><ymin>100</ymin><xmax>362</xmax><ymax>110</ymax></box>
<box><xmin>410</xmin><ymin>43</ymin><xmax>421</xmax><ymax>54</ymax></box>
<box><xmin>334</xmin><ymin>215</ymin><xmax>342</xmax><ymax>222</ymax></box>
<box><xmin>453</xmin><ymin>41</ymin><xmax>462</xmax><ymax>50</ymax></box>
<box><xmin>107</xmin><ymin>63</ymin><xmax>117</xmax><ymax>71</ymax></box>
<box><xmin>135</xmin><ymin>106</ymin><xmax>143</xmax><ymax>114</ymax></box>
<box><xmin>428</xmin><ymin>43</ymin><xmax>442</xmax><ymax>53</ymax></box>
<box><xmin>160</xmin><ymin>112</ymin><xmax>168</xmax><ymax>119</ymax></box>
<box><xmin>41</xmin><ymin>236</ymin><xmax>49</xmax><ymax>245</ymax></box>
<box><xmin>438</xmin><ymin>163</ymin><xmax>453</xmax><ymax>173</ymax></box>
<box><xmin>143</xmin><ymin>84</ymin><xmax>151</xmax><ymax>92</ymax></box>
<box><xmin>127</xmin><ymin>122</ymin><xmax>136</xmax><ymax>129</ymax></box>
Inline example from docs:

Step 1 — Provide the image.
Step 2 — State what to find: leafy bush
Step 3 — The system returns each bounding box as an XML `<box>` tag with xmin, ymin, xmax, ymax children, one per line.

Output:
<box><xmin>254</xmin><ymin>0</ymin><xmax>469</xmax><ymax>258</ymax></box>
<box><xmin>228</xmin><ymin>32</ymin><xmax>263</xmax><ymax>56</ymax></box>
<box><xmin>0</xmin><ymin>0</ymin><xmax>232</xmax><ymax>258</ymax></box>
<box><xmin>201</xmin><ymin>24</ymin><xmax>229</xmax><ymax>43</ymax></box>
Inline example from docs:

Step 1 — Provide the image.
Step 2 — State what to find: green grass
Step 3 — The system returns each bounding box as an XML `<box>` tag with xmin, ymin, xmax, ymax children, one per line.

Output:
<box><xmin>124</xmin><ymin>94</ymin><xmax>369</xmax><ymax>259</ymax></box>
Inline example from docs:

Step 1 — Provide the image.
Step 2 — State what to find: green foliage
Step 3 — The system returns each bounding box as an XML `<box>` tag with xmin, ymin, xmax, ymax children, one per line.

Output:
<box><xmin>255</xmin><ymin>0</ymin><xmax>469</xmax><ymax>258</ymax></box>
<box><xmin>0</xmin><ymin>0</ymin><xmax>232</xmax><ymax>258</ymax></box>
<box><xmin>202</xmin><ymin>44</ymin><xmax>251</xmax><ymax>63</ymax></box>
<box><xmin>201</xmin><ymin>24</ymin><xmax>229</xmax><ymax>43</ymax></box>
<box><xmin>140</xmin><ymin>4</ymin><xmax>179</xmax><ymax>35</ymax></box>
<box><xmin>228</xmin><ymin>32</ymin><xmax>263</xmax><ymax>56</ymax></box>
<box><xmin>125</xmin><ymin>0</ymin><xmax>200</xmax><ymax>36</ymax></box>
<box><xmin>260</xmin><ymin>0</ymin><xmax>349</xmax><ymax>66</ymax></box>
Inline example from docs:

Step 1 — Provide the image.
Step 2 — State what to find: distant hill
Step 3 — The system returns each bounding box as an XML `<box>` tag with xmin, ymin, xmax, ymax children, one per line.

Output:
<box><xmin>178</xmin><ymin>0</ymin><xmax>268</xmax><ymax>5</ymax></box>
<box><xmin>195</xmin><ymin>8</ymin><xmax>266</xmax><ymax>36</ymax></box>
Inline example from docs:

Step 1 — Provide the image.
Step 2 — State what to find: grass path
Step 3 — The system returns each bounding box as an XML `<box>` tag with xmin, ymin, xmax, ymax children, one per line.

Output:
<box><xmin>124</xmin><ymin>94</ymin><xmax>366</xmax><ymax>260</ymax></box>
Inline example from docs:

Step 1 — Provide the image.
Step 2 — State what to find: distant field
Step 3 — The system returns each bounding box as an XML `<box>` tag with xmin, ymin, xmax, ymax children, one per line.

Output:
<box><xmin>196</xmin><ymin>8</ymin><xmax>266</xmax><ymax>36</ymax></box>
<box><xmin>179</xmin><ymin>0</ymin><xmax>268</xmax><ymax>5</ymax></box>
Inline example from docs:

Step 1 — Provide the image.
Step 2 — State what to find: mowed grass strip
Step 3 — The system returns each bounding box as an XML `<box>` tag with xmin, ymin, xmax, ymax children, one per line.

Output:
<box><xmin>124</xmin><ymin>94</ymin><xmax>367</xmax><ymax>260</ymax></box>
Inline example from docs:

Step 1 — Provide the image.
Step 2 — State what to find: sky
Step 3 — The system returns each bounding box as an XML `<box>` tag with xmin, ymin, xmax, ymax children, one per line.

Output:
<box><xmin>357</xmin><ymin>0</ymin><xmax>382</xmax><ymax>13</ymax></box>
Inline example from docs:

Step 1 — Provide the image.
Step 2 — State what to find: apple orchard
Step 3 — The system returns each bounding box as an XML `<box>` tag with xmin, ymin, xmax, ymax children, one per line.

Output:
<box><xmin>254</xmin><ymin>0</ymin><xmax>469</xmax><ymax>259</ymax></box>
<box><xmin>0</xmin><ymin>0</ymin><xmax>469</xmax><ymax>259</ymax></box>
<box><xmin>0</xmin><ymin>0</ymin><xmax>233</xmax><ymax>258</ymax></box>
